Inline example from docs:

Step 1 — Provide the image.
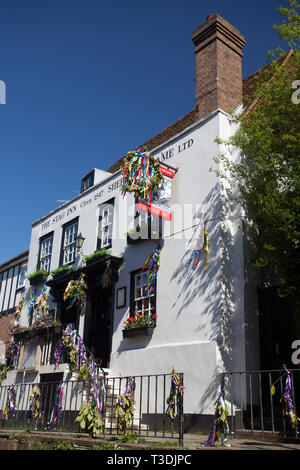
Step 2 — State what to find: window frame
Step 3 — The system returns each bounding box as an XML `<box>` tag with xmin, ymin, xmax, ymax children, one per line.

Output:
<box><xmin>38</xmin><ymin>232</ymin><xmax>54</xmax><ymax>272</ymax></box>
<box><xmin>130</xmin><ymin>268</ymin><xmax>156</xmax><ymax>320</ymax></box>
<box><xmin>97</xmin><ymin>199</ymin><xmax>114</xmax><ymax>250</ymax></box>
<box><xmin>60</xmin><ymin>217</ymin><xmax>79</xmax><ymax>266</ymax></box>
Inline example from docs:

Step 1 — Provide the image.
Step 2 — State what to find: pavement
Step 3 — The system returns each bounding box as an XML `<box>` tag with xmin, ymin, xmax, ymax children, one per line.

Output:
<box><xmin>1</xmin><ymin>429</ymin><xmax>300</xmax><ymax>451</ymax></box>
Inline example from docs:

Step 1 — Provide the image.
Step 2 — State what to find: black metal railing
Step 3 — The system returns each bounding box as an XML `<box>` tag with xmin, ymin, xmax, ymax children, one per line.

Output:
<box><xmin>220</xmin><ymin>369</ymin><xmax>300</xmax><ymax>439</ymax></box>
<box><xmin>0</xmin><ymin>372</ymin><xmax>184</xmax><ymax>445</ymax></box>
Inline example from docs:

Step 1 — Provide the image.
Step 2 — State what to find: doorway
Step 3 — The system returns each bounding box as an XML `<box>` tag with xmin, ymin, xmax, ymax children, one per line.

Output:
<box><xmin>84</xmin><ymin>286</ymin><xmax>113</xmax><ymax>368</ymax></box>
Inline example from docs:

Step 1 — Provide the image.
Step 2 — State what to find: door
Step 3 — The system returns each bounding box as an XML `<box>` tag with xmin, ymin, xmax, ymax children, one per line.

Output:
<box><xmin>85</xmin><ymin>286</ymin><xmax>113</xmax><ymax>368</ymax></box>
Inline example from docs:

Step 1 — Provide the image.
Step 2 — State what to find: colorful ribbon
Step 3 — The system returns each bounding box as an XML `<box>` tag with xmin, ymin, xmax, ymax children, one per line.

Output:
<box><xmin>102</xmin><ymin>260</ymin><xmax>112</xmax><ymax>289</ymax></box>
<box><xmin>34</xmin><ymin>283</ymin><xmax>48</xmax><ymax>320</ymax></box>
<box><xmin>186</xmin><ymin>226</ymin><xmax>209</xmax><ymax>270</ymax></box>
<box><xmin>141</xmin><ymin>244</ymin><xmax>160</xmax><ymax>296</ymax></box>
<box><xmin>1</xmin><ymin>386</ymin><xmax>17</xmax><ymax>421</ymax></box>
<box><xmin>49</xmin><ymin>382</ymin><xmax>63</xmax><ymax>429</ymax></box>
<box><xmin>121</xmin><ymin>147</ymin><xmax>163</xmax><ymax>205</ymax></box>
<box><xmin>165</xmin><ymin>369</ymin><xmax>184</xmax><ymax>420</ymax></box>
<box><xmin>282</xmin><ymin>364</ymin><xmax>300</xmax><ymax>431</ymax></box>
<box><xmin>14</xmin><ymin>289</ymin><xmax>26</xmax><ymax>322</ymax></box>
<box><xmin>200</xmin><ymin>391</ymin><xmax>229</xmax><ymax>447</ymax></box>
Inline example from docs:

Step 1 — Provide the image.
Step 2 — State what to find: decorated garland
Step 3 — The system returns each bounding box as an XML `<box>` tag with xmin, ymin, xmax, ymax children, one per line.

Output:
<box><xmin>186</xmin><ymin>226</ymin><xmax>209</xmax><ymax>271</ymax></box>
<box><xmin>54</xmin><ymin>323</ymin><xmax>106</xmax><ymax>437</ymax></box>
<box><xmin>48</xmin><ymin>382</ymin><xmax>64</xmax><ymax>429</ymax></box>
<box><xmin>1</xmin><ymin>386</ymin><xmax>17</xmax><ymax>421</ymax></box>
<box><xmin>14</xmin><ymin>289</ymin><xmax>26</xmax><ymax>322</ymax></box>
<box><xmin>114</xmin><ymin>377</ymin><xmax>136</xmax><ymax>434</ymax></box>
<box><xmin>29</xmin><ymin>385</ymin><xmax>44</xmax><ymax>424</ymax></box>
<box><xmin>271</xmin><ymin>364</ymin><xmax>300</xmax><ymax>431</ymax></box>
<box><xmin>200</xmin><ymin>391</ymin><xmax>229</xmax><ymax>447</ymax></box>
<box><xmin>76</xmin><ymin>358</ymin><xmax>106</xmax><ymax>437</ymax></box>
<box><xmin>121</xmin><ymin>147</ymin><xmax>164</xmax><ymax>205</ymax></box>
<box><xmin>141</xmin><ymin>244</ymin><xmax>161</xmax><ymax>296</ymax></box>
<box><xmin>34</xmin><ymin>283</ymin><xmax>49</xmax><ymax>320</ymax></box>
<box><xmin>5</xmin><ymin>340</ymin><xmax>20</xmax><ymax>369</ymax></box>
<box><xmin>54</xmin><ymin>323</ymin><xmax>80</xmax><ymax>374</ymax></box>
<box><xmin>64</xmin><ymin>274</ymin><xmax>87</xmax><ymax>313</ymax></box>
<box><xmin>102</xmin><ymin>260</ymin><xmax>112</xmax><ymax>289</ymax></box>
<box><xmin>28</xmin><ymin>288</ymin><xmax>36</xmax><ymax>317</ymax></box>
<box><xmin>165</xmin><ymin>369</ymin><xmax>184</xmax><ymax>420</ymax></box>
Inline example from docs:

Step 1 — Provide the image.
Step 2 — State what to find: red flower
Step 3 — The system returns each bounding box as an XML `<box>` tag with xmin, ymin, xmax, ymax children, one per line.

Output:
<box><xmin>152</xmin><ymin>314</ymin><xmax>157</xmax><ymax>319</ymax></box>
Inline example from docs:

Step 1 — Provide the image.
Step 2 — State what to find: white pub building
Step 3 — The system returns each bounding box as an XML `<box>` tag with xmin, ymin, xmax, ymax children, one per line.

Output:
<box><xmin>1</xmin><ymin>14</ymin><xmax>292</xmax><ymax>436</ymax></box>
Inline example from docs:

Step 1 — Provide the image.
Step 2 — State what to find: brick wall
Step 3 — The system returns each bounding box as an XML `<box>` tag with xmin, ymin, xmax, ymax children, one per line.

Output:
<box><xmin>192</xmin><ymin>14</ymin><xmax>246</xmax><ymax>119</ymax></box>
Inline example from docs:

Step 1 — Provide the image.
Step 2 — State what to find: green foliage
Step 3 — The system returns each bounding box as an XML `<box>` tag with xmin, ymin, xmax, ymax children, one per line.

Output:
<box><xmin>214</xmin><ymin>3</ymin><xmax>300</xmax><ymax>306</ymax></box>
<box><xmin>76</xmin><ymin>402</ymin><xmax>104</xmax><ymax>437</ymax></box>
<box><xmin>123</xmin><ymin>313</ymin><xmax>156</xmax><ymax>330</ymax></box>
<box><xmin>51</xmin><ymin>265</ymin><xmax>72</xmax><ymax>276</ymax></box>
<box><xmin>0</xmin><ymin>365</ymin><xmax>9</xmax><ymax>382</ymax></box>
<box><xmin>76</xmin><ymin>358</ymin><xmax>91</xmax><ymax>381</ymax></box>
<box><xmin>114</xmin><ymin>382</ymin><xmax>136</xmax><ymax>434</ymax></box>
<box><xmin>84</xmin><ymin>248</ymin><xmax>111</xmax><ymax>262</ymax></box>
<box><xmin>273</xmin><ymin>0</ymin><xmax>300</xmax><ymax>51</ymax></box>
<box><xmin>27</xmin><ymin>269</ymin><xmax>49</xmax><ymax>281</ymax></box>
<box><xmin>116</xmin><ymin>431</ymin><xmax>145</xmax><ymax>443</ymax></box>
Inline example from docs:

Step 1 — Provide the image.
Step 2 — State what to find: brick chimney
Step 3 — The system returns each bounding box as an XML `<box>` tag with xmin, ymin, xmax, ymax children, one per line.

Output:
<box><xmin>192</xmin><ymin>14</ymin><xmax>246</xmax><ymax>119</ymax></box>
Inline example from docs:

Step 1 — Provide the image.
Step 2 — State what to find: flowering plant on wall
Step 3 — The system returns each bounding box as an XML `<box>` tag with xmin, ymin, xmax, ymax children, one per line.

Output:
<box><xmin>64</xmin><ymin>273</ymin><xmax>87</xmax><ymax>311</ymax></box>
<box><xmin>121</xmin><ymin>147</ymin><xmax>164</xmax><ymax>204</ymax></box>
<box><xmin>123</xmin><ymin>312</ymin><xmax>157</xmax><ymax>330</ymax></box>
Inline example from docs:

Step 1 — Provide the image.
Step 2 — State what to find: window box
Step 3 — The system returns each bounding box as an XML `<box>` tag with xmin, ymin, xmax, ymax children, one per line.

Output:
<box><xmin>51</xmin><ymin>265</ymin><xmax>72</xmax><ymax>280</ymax></box>
<box><xmin>122</xmin><ymin>325</ymin><xmax>155</xmax><ymax>338</ymax></box>
<box><xmin>84</xmin><ymin>249</ymin><xmax>111</xmax><ymax>266</ymax></box>
<box><xmin>14</xmin><ymin>324</ymin><xmax>63</xmax><ymax>342</ymax></box>
<box><xmin>28</xmin><ymin>272</ymin><xmax>49</xmax><ymax>286</ymax></box>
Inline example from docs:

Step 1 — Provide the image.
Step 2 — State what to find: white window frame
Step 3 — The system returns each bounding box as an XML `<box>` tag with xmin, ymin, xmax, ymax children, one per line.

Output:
<box><xmin>133</xmin><ymin>270</ymin><xmax>155</xmax><ymax>318</ymax></box>
<box><xmin>39</xmin><ymin>235</ymin><xmax>53</xmax><ymax>272</ymax></box>
<box><xmin>99</xmin><ymin>204</ymin><xmax>113</xmax><ymax>249</ymax></box>
<box><xmin>63</xmin><ymin>220</ymin><xmax>78</xmax><ymax>264</ymax></box>
<box><xmin>18</xmin><ymin>264</ymin><xmax>27</xmax><ymax>288</ymax></box>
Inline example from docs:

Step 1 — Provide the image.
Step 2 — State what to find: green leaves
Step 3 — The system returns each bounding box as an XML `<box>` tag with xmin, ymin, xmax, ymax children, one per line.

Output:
<box><xmin>76</xmin><ymin>403</ymin><xmax>104</xmax><ymax>437</ymax></box>
<box><xmin>214</xmin><ymin>45</ymin><xmax>300</xmax><ymax>306</ymax></box>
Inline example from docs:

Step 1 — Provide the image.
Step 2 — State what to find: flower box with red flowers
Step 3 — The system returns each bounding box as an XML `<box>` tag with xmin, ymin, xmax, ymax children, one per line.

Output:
<box><xmin>122</xmin><ymin>313</ymin><xmax>156</xmax><ymax>338</ymax></box>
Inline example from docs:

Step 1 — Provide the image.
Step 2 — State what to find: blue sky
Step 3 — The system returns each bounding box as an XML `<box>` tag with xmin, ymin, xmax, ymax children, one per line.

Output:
<box><xmin>0</xmin><ymin>0</ymin><xmax>287</xmax><ymax>264</ymax></box>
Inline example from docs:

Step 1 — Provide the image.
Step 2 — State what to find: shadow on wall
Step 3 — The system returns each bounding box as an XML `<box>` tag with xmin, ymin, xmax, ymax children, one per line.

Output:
<box><xmin>170</xmin><ymin>182</ymin><xmax>242</xmax><ymax>410</ymax></box>
<box><xmin>115</xmin><ymin>240</ymin><xmax>164</xmax><ymax>353</ymax></box>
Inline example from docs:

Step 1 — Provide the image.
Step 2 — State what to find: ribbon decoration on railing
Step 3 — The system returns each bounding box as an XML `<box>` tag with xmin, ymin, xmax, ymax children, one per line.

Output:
<box><xmin>114</xmin><ymin>376</ymin><xmax>136</xmax><ymax>433</ymax></box>
<box><xmin>1</xmin><ymin>386</ymin><xmax>17</xmax><ymax>421</ymax></box>
<box><xmin>54</xmin><ymin>323</ymin><xmax>106</xmax><ymax>428</ymax></box>
<box><xmin>48</xmin><ymin>383</ymin><xmax>64</xmax><ymax>429</ymax></box>
<box><xmin>165</xmin><ymin>369</ymin><xmax>184</xmax><ymax>420</ymax></box>
<box><xmin>29</xmin><ymin>385</ymin><xmax>44</xmax><ymax>424</ymax></box>
<box><xmin>141</xmin><ymin>244</ymin><xmax>161</xmax><ymax>296</ymax></box>
<box><xmin>271</xmin><ymin>364</ymin><xmax>300</xmax><ymax>431</ymax></box>
<box><xmin>200</xmin><ymin>391</ymin><xmax>229</xmax><ymax>447</ymax></box>
<box><xmin>121</xmin><ymin>147</ymin><xmax>164</xmax><ymax>206</ymax></box>
<box><xmin>88</xmin><ymin>358</ymin><xmax>106</xmax><ymax>422</ymax></box>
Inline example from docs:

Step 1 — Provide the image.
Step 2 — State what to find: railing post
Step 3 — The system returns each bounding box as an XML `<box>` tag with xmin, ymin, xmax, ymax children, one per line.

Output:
<box><xmin>178</xmin><ymin>373</ymin><xmax>184</xmax><ymax>446</ymax></box>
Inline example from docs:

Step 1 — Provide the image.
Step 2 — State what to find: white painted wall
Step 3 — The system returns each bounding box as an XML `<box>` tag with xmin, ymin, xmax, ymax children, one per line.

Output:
<box><xmin>19</xmin><ymin>109</ymin><xmax>246</xmax><ymax>416</ymax></box>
